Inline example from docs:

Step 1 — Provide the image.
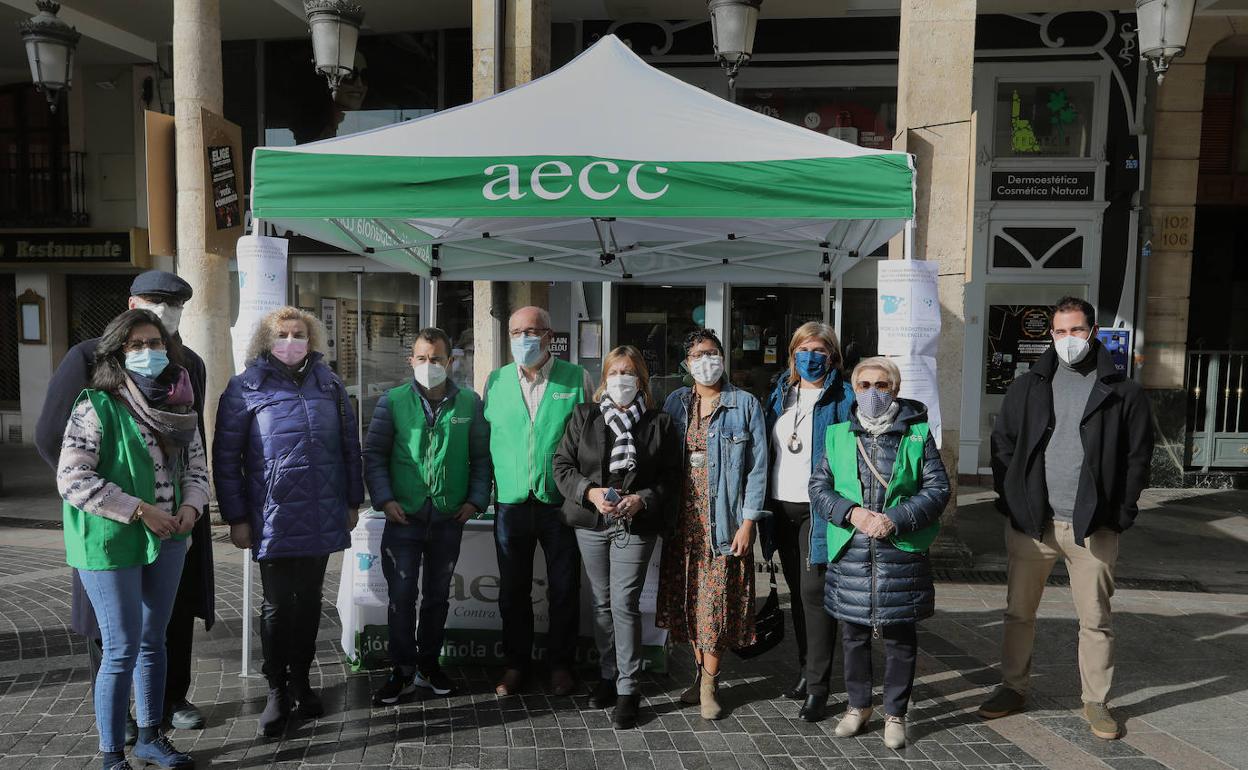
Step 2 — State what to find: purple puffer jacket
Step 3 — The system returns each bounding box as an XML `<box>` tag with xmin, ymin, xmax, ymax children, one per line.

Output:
<box><xmin>213</xmin><ymin>353</ymin><xmax>364</xmax><ymax>560</ymax></box>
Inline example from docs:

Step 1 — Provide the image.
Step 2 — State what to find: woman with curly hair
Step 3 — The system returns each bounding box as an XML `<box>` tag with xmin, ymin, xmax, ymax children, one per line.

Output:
<box><xmin>213</xmin><ymin>306</ymin><xmax>364</xmax><ymax>736</ymax></box>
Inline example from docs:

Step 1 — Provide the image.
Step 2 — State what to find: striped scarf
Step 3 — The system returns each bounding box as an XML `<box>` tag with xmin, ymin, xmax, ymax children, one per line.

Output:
<box><xmin>601</xmin><ymin>397</ymin><xmax>645</xmax><ymax>474</ymax></box>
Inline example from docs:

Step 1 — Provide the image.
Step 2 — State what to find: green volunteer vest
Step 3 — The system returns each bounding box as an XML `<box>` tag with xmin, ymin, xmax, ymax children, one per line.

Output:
<box><xmin>484</xmin><ymin>359</ymin><xmax>586</xmax><ymax>505</ymax></box>
<box><xmin>62</xmin><ymin>389</ymin><xmax>185</xmax><ymax>571</ymax></box>
<box><xmin>388</xmin><ymin>383</ymin><xmax>476</xmax><ymax>516</ymax></box>
<box><xmin>823</xmin><ymin>420</ymin><xmax>941</xmax><ymax>563</ymax></box>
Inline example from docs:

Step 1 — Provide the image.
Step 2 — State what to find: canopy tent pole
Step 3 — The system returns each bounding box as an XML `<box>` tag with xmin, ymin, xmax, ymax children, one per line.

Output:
<box><xmin>834</xmin><ymin>273</ymin><xmax>844</xmax><ymax>339</ymax></box>
<box><xmin>904</xmin><ymin>218</ymin><xmax>916</xmax><ymax>260</ymax></box>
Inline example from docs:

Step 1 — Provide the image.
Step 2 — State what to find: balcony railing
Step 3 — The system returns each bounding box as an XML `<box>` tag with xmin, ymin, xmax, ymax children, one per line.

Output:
<box><xmin>1186</xmin><ymin>350</ymin><xmax>1248</xmax><ymax>470</ymax></box>
<box><xmin>0</xmin><ymin>151</ymin><xmax>88</xmax><ymax>228</ymax></box>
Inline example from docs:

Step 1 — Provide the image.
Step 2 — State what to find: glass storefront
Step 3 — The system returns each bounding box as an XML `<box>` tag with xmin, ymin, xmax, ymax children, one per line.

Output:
<box><xmin>736</xmin><ymin>85</ymin><xmax>897</xmax><ymax>150</ymax></box>
<box><xmin>993</xmin><ymin>81</ymin><xmax>1094</xmax><ymax>159</ymax></box>
<box><xmin>730</xmin><ymin>286</ymin><xmax>822</xmax><ymax>401</ymax></box>
<box><xmin>614</xmin><ymin>284</ymin><xmax>705</xmax><ymax>405</ymax></box>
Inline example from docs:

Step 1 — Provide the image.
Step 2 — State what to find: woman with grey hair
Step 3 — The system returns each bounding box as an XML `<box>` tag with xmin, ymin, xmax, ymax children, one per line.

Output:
<box><xmin>808</xmin><ymin>356</ymin><xmax>950</xmax><ymax>749</ymax></box>
<box><xmin>213</xmin><ymin>306</ymin><xmax>364</xmax><ymax>737</ymax></box>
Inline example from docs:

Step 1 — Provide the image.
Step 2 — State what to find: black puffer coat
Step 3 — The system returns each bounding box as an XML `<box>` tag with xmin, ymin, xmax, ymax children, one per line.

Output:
<box><xmin>808</xmin><ymin>398</ymin><xmax>950</xmax><ymax>627</ymax></box>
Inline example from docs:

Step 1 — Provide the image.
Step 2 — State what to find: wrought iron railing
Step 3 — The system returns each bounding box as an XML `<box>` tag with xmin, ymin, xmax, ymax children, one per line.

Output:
<box><xmin>1186</xmin><ymin>350</ymin><xmax>1248</xmax><ymax>470</ymax></box>
<box><xmin>0</xmin><ymin>151</ymin><xmax>88</xmax><ymax>227</ymax></box>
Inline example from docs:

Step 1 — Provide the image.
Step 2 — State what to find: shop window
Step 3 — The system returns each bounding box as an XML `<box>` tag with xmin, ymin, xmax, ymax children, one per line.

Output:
<box><xmin>993</xmin><ymin>81</ymin><xmax>1094</xmax><ymax>159</ymax></box>
<box><xmin>991</xmin><ymin>226</ymin><xmax>1084</xmax><ymax>271</ymax></box>
<box><xmin>614</xmin><ymin>285</ymin><xmax>705</xmax><ymax>405</ymax></box>
<box><xmin>736</xmin><ymin>86</ymin><xmax>897</xmax><ymax>150</ymax></box>
<box><xmin>729</xmin><ymin>287</ymin><xmax>822</xmax><ymax>402</ymax></box>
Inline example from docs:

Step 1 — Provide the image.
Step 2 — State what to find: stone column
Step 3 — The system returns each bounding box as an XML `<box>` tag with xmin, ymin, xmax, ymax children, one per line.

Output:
<box><xmin>1142</xmin><ymin>16</ymin><xmax>1241</xmax><ymax>485</ymax></box>
<box><xmin>470</xmin><ymin>0</ymin><xmax>551</xmax><ymax>392</ymax></box>
<box><xmin>894</xmin><ymin>0</ymin><xmax>976</xmax><ymax>565</ymax></box>
<box><xmin>172</xmin><ymin>0</ymin><xmax>230</xmax><ymax>450</ymax></box>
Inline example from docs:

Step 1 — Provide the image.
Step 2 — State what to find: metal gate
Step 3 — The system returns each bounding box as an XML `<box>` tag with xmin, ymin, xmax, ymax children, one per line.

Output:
<box><xmin>1187</xmin><ymin>351</ymin><xmax>1248</xmax><ymax>469</ymax></box>
<box><xmin>0</xmin><ymin>274</ymin><xmax>18</xmax><ymax>407</ymax></box>
<box><xmin>66</xmin><ymin>273</ymin><xmax>138</xmax><ymax>347</ymax></box>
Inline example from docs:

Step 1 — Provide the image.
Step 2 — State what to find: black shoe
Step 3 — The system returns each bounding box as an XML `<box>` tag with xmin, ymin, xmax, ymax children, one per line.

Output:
<box><xmin>289</xmin><ymin>677</ymin><xmax>324</xmax><ymax>718</ymax></box>
<box><xmin>258</xmin><ymin>687</ymin><xmax>291</xmax><ymax>738</ymax></box>
<box><xmin>373</xmin><ymin>668</ymin><xmax>417</xmax><ymax>705</ymax></box>
<box><xmin>166</xmin><ymin>699</ymin><xmax>205</xmax><ymax>730</ymax></box>
<box><xmin>784</xmin><ymin>674</ymin><xmax>808</xmax><ymax>700</ymax></box>
<box><xmin>125</xmin><ymin>712</ymin><xmax>138</xmax><ymax>747</ymax></box>
<box><xmin>589</xmin><ymin>677</ymin><xmax>617</xmax><ymax>709</ymax></box>
<box><xmin>799</xmin><ymin>693</ymin><xmax>828</xmax><ymax>723</ymax></box>
<box><xmin>414</xmin><ymin>665</ymin><xmax>455</xmax><ymax>697</ymax></box>
<box><xmin>612</xmin><ymin>693</ymin><xmax>640</xmax><ymax>729</ymax></box>
<box><xmin>133</xmin><ymin>732</ymin><xmax>195</xmax><ymax>768</ymax></box>
<box><xmin>105</xmin><ymin>760</ymin><xmax>133</xmax><ymax>770</ymax></box>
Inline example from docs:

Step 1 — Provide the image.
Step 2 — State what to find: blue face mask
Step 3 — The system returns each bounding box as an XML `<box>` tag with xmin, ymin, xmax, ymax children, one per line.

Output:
<box><xmin>125</xmin><ymin>348</ymin><xmax>169</xmax><ymax>379</ymax></box>
<box><xmin>510</xmin><ymin>334</ymin><xmax>546</xmax><ymax>367</ymax></box>
<box><xmin>794</xmin><ymin>350</ymin><xmax>829</xmax><ymax>382</ymax></box>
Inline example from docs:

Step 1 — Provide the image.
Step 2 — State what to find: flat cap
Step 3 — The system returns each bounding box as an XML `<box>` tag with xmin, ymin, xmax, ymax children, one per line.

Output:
<box><xmin>130</xmin><ymin>270</ymin><xmax>193</xmax><ymax>302</ymax></box>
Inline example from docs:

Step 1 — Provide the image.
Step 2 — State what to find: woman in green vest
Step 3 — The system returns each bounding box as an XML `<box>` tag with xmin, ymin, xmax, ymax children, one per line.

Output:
<box><xmin>56</xmin><ymin>309</ymin><xmax>210</xmax><ymax>770</ymax></box>
<box><xmin>808</xmin><ymin>356</ymin><xmax>950</xmax><ymax>750</ymax></box>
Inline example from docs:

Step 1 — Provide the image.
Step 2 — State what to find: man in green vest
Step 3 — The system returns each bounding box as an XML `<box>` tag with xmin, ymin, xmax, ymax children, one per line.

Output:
<box><xmin>364</xmin><ymin>327</ymin><xmax>492</xmax><ymax>704</ymax></box>
<box><xmin>484</xmin><ymin>305</ymin><xmax>593</xmax><ymax>697</ymax></box>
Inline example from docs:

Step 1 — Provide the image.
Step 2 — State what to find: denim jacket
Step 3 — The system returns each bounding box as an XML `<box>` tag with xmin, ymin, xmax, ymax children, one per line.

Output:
<box><xmin>663</xmin><ymin>383</ymin><xmax>770</xmax><ymax>556</ymax></box>
<box><xmin>761</xmin><ymin>370</ymin><xmax>855</xmax><ymax>564</ymax></box>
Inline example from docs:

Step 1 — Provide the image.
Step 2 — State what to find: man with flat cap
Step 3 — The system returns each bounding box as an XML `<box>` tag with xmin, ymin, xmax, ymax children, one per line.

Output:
<box><xmin>36</xmin><ymin>270</ymin><xmax>214</xmax><ymax>738</ymax></box>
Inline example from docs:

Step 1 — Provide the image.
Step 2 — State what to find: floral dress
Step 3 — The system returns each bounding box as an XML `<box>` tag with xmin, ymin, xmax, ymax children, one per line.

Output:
<box><xmin>656</xmin><ymin>392</ymin><xmax>756</xmax><ymax>652</ymax></box>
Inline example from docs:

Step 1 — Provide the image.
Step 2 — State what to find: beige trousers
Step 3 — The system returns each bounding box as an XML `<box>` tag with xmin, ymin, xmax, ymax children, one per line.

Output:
<box><xmin>1001</xmin><ymin>519</ymin><xmax>1118</xmax><ymax>704</ymax></box>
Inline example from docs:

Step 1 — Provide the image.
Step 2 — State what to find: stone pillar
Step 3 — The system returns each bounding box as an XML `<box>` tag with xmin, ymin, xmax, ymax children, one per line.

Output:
<box><xmin>172</xmin><ymin>0</ymin><xmax>230</xmax><ymax>451</ymax></box>
<box><xmin>1142</xmin><ymin>16</ymin><xmax>1241</xmax><ymax>485</ymax></box>
<box><xmin>895</xmin><ymin>0</ymin><xmax>976</xmax><ymax>565</ymax></box>
<box><xmin>470</xmin><ymin>0</ymin><xmax>551</xmax><ymax>392</ymax></box>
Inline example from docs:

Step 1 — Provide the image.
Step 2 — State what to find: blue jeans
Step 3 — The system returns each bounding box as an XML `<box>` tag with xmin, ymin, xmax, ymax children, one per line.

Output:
<box><xmin>381</xmin><ymin>504</ymin><xmax>465</xmax><ymax>669</ymax></box>
<box><xmin>79</xmin><ymin>538</ymin><xmax>187</xmax><ymax>752</ymax></box>
<box><xmin>494</xmin><ymin>500</ymin><xmax>581</xmax><ymax>669</ymax></box>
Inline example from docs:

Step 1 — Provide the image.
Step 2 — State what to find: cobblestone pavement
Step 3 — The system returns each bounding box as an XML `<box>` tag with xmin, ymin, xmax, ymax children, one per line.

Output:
<box><xmin>0</xmin><ymin>481</ymin><xmax>1245</xmax><ymax>769</ymax></box>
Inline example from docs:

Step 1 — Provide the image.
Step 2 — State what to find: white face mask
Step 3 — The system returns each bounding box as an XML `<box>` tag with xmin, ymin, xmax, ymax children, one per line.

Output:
<box><xmin>606</xmin><ymin>374</ymin><xmax>639</xmax><ymax>406</ymax></box>
<box><xmin>1054</xmin><ymin>334</ymin><xmax>1091</xmax><ymax>366</ymax></box>
<box><xmin>135</xmin><ymin>299</ymin><xmax>183</xmax><ymax>335</ymax></box>
<box><xmin>688</xmin><ymin>354</ymin><xmax>724</xmax><ymax>386</ymax></box>
<box><xmin>414</xmin><ymin>362</ymin><xmax>447</xmax><ymax>389</ymax></box>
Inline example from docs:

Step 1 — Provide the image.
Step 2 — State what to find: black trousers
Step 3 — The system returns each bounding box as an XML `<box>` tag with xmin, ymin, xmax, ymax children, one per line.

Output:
<box><xmin>772</xmin><ymin>499</ymin><xmax>838</xmax><ymax>697</ymax></box>
<box><xmin>842</xmin><ymin>621</ymin><xmax>918</xmax><ymax>717</ymax></box>
<box><xmin>86</xmin><ymin>597</ymin><xmax>196</xmax><ymax>709</ymax></box>
<box><xmin>259</xmin><ymin>555</ymin><xmax>330</xmax><ymax>688</ymax></box>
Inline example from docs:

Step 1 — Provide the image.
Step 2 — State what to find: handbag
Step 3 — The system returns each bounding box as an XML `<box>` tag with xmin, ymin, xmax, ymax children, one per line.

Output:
<box><xmin>733</xmin><ymin>560</ymin><xmax>785</xmax><ymax>659</ymax></box>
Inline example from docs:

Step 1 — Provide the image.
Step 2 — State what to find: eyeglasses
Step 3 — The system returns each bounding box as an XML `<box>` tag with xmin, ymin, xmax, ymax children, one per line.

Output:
<box><xmin>687</xmin><ymin>351</ymin><xmax>722</xmax><ymax>361</ymax></box>
<box><xmin>508</xmin><ymin>327</ymin><xmax>549</xmax><ymax>338</ymax></box>
<box><xmin>123</xmin><ymin>337</ymin><xmax>166</xmax><ymax>353</ymax></box>
<box><xmin>854</xmin><ymin>380</ymin><xmax>892</xmax><ymax>393</ymax></box>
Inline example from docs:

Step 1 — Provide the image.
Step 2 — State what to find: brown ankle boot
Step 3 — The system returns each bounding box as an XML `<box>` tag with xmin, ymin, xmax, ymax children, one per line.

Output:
<box><xmin>680</xmin><ymin>666</ymin><xmax>702</xmax><ymax>705</ymax></box>
<box><xmin>700</xmin><ymin>668</ymin><xmax>722</xmax><ymax>720</ymax></box>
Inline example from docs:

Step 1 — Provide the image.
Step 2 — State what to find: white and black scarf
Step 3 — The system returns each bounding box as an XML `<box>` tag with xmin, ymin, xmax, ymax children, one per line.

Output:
<box><xmin>601</xmin><ymin>397</ymin><xmax>645</xmax><ymax>474</ymax></box>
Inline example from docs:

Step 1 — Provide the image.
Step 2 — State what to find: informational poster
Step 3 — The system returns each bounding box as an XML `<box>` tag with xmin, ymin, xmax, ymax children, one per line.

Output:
<box><xmin>337</xmin><ymin>515</ymin><xmax>667</xmax><ymax>671</ymax></box>
<box><xmin>231</xmin><ymin>235</ymin><xmax>288</xmax><ymax>374</ymax></box>
<box><xmin>1097</xmin><ymin>328</ymin><xmax>1132</xmax><ymax>375</ymax></box>
<box><xmin>208</xmin><ymin>145</ymin><xmax>240</xmax><ymax>229</ymax></box>
<box><xmin>578</xmin><ymin>320</ymin><xmax>602</xmax><ymax>359</ymax></box>
<box><xmin>877</xmin><ymin>260</ymin><xmax>941</xmax><ymax>357</ymax></box>
<box><xmin>199</xmin><ymin>108</ymin><xmax>244</xmax><ymax>255</ymax></box>
<box><xmin>986</xmin><ymin>304</ymin><xmax>1053</xmax><ymax>394</ymax></box>
<box><xmin>895</xmin><ymin>356</ymin><xmax>942</xmax><ymax>447</ymax></box>
<box><xmin>550</xmin><ymin>331</ymin><xmax>571</xmax><ymax>361</ymax></box>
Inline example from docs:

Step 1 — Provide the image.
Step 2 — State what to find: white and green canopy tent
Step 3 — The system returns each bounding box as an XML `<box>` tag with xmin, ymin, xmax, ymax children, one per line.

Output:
<box><xmin>249</xmin><ymin>34</ymin><xmax>915</xmax><ymax>284</ymax></box>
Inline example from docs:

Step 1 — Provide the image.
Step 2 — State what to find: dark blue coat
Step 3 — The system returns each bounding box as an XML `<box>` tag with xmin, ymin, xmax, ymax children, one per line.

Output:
<box><xmin>808</xmin><ymin>399</ymin><xmax>950</xmax><ymax>628</ymax></box>
<box><xmin>760</xmin><ymin>370</ymin><xmax>855</xmax><ymax>563</ymax></box>
<box><xmin>213</xmin><ymin>353</ymin><xmax>364</xmax><ymax>561</ymax></box>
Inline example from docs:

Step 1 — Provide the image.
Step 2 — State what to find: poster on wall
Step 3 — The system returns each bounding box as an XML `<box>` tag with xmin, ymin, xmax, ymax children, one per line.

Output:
<box><xmin>877</xmin><ymin>260</ymin><xmax>941</xmax><ymax>357</ymax></box>
<box><xmin>986</xmin><ymin>304</ymin><xmax>1053</xmax><ymax>394</ymax></box>
<box><xmin>231</xmin><ymin>235</ymin><xmax>289</xmax><ymax>374</ymax></box>
<box><xmin>200</xmin><ymin>108</ymin><xmax>244</xmax><ymax>255</ymax></box>
<box><xmin>1097</xmin><ymin>328</ymin><xmax>1132</xmax><ymax>375</ymax></box>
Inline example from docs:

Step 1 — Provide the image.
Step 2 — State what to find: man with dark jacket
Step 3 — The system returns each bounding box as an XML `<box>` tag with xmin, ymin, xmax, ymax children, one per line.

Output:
<box><xmin>978</xmin><ymin>297</ymin><xmax>1153</xmax><ymax>742</ymax></box>
<box><xmin>363</xmin><ymin>327</ymin><xmax>491</xmax><ymax>705</ymax></box>
<box><xmin>35</xmin><ymin>270</ymin><xmax>214</xmax><ymax>737</ymax></box>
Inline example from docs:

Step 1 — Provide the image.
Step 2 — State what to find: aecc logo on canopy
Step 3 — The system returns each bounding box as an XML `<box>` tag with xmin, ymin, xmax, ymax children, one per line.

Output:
<box><xmin>482</xmin><ymin>160</ymin><xmax>671</xmax><ymax>202</ymax></box>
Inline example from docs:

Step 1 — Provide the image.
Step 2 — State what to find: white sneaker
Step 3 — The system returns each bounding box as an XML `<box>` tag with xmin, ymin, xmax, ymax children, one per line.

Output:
<box><xmin>834</xmin><ymin>706</ymin><xmax>872</xmax><ymax>738</ymax></box>
<box><xmin>883</xmin><ymin>714</ymin><xmax>906</xmax><ymax>749</ymax></box>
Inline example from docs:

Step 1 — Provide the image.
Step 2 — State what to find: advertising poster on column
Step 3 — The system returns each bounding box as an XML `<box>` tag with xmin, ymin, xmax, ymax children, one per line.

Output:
<box><xmin>231</xmin><ymin>235</ymin><xmax>289</xmax><ymax>373</ymax></box>
<box><xmin>986</xmin><ymin>305</ymin><xmax>1052</xmax><ymax>394</ymax></box>
<box><xmin>877</xmin><ymin>260</ymin><xmax>943</xmax><ymax>447</ymax></box>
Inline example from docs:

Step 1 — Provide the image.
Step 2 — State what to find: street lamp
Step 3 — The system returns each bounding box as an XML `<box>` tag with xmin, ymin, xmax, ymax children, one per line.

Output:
<box><xmin>18</xmin><ymin>1</ymin><xmax>81</xmax><ymax>112</ymax></box>
<box><xmin>708</xmin><ymin>0</ymin><xmax>762</xmax><ymax>91</ymax></box>
<box><xmin>303</xmin><ymin>0</ymin><xmax>365</xmax><ymax>99</ymax></box>
<box><xmin>1136</xmin><ymin>0</ymin><xmax>1197</xmax><ymax>83</ymax></box>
